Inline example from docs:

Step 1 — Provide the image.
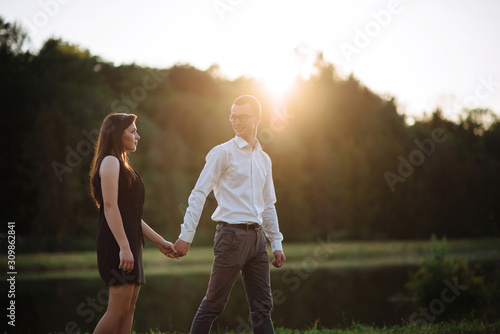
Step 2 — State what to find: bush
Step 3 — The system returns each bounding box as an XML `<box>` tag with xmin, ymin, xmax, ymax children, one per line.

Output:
<box><xmin>405</xmin><ymin>235</ymin><xmax>499</xmax><ymax>324</ymax></box>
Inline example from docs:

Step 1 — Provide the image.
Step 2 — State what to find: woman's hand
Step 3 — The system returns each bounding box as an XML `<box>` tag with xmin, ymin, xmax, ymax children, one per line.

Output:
<box><xmin>158</xmin><ymin>239</ymin><xmax>177</xmax><ymax>258</ymax></box>
<box><xmin>119</xmin><ymin>248</ymin><xmax>135</xmax><ymax>273</ymax></box>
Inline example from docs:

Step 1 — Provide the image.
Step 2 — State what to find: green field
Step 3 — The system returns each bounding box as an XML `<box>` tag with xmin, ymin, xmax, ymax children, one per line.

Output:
<box><xmin>12</xmin><ymin>238</ymin><xmax>500</xmax><ymax>280</ymax></box>
<box><xmin>78</xmin><ymin>320</ymin><xmax>500</xmax><ymax>334</ymax></box>
<box><xmin>275</xmin><ymin>320</ymin><xmax>500</xmax><ymax>334</ymax></box>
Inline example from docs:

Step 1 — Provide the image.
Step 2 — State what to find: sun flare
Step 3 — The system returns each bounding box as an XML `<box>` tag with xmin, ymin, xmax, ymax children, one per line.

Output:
<box><xmin>251</xmin><ymin>57</ymin><xmax>300</xmax><ymax>100</ymax></box>
<box><xmin>260</xmin><ymin>69</ymin><xmax>297</xmax><ymax>100</ymax></box>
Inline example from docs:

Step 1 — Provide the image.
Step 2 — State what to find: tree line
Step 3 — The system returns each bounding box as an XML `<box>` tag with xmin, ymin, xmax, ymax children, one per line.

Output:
<box><xmin>1</xmin><ymin>17</ymin><xmax>499</xmax><ymax>252</ymax></box>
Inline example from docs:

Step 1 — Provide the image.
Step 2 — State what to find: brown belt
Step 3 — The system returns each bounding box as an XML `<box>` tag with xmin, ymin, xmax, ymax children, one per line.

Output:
<box><xmin>219</xmin><ymin>222</ymin><xmax>261</xmax><ymax>230</ymax></box>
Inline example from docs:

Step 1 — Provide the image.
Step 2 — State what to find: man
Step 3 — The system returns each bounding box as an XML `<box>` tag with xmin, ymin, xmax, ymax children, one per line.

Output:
<box><xmin>174</xmin><ymin>95</ymin><xmax>286</xmax><ymax>333</ymax></box>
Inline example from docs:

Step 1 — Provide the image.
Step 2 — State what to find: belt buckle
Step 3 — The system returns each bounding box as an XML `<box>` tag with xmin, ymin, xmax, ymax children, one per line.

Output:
<box><xmin>249</xmin><ymin>223</ymin><xmax>260</xmax><ymax>230</ymax></box>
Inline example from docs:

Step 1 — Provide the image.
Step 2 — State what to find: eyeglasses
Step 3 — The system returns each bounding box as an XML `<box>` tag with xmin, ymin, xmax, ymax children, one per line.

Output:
<box><xmin>228</xmin><ymin>114</ymin><xmax>257</xmax><ymax>123</ymax></box>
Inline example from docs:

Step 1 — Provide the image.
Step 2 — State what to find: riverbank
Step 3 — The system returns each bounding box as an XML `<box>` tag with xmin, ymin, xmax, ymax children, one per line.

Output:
<box><xmin>10</xmin><ymin>237</ymin><xmax>500</xmax><ymax>280</ymax></box>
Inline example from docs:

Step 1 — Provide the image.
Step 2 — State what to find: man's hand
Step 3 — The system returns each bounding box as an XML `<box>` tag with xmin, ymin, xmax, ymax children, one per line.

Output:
<box><xmin>158</xmin><ymin>239</ymin><xmax>177</xmax><ymax>259</ymax></box>
<box><xmin>272</xmin><ymin>250</ymin><xmax>286</xmax><ymax>268</ymax></box>
<box><xmin>173</xmin><ymin>238</ymin><xmax>191</xmax><ymax>258</ymax></box>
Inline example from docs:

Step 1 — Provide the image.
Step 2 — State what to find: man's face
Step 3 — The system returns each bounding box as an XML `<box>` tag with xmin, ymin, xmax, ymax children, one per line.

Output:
<box><xmin>229</xmin><ymin>103</ymin><xmax>261</xmax><ymax>140</ymax></box>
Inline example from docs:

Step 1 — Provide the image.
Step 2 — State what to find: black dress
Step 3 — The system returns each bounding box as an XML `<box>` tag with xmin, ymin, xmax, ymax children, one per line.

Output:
<box><xmin>95</xmin><ymin>157</ymin><xmax>145</xmax><ymax>286</ymax></box>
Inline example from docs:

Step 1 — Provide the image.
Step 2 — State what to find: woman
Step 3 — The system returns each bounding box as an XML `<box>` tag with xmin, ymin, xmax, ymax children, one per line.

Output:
<box><xmin>89</xmin><ymin>113</ymin><xmax>176</xmax><ymax>333</ymax></box>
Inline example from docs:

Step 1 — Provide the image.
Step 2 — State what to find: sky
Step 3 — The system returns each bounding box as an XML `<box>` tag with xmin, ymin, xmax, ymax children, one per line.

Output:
<box><xmin>1</xmin><ymin>0</ymin><xmax>500</xmax><ymax>122</ymax></box>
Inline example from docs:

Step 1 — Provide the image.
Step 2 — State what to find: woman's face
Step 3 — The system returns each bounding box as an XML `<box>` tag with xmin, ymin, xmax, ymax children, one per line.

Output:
<box><xmin>122</xmin><ymin>121</ymin><xmax>140</xmax><ymax>152</ymax></box>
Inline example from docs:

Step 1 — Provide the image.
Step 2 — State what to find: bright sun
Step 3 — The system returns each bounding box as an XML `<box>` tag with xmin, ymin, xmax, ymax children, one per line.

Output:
<box><xmin>253</xmin><ymin>57</ymin><xmax>300</xmax><ymax>100</ymax></box>
<box><xmin>260</xmin><ymin>69</ymin><xmax>297</xmax><ymax>100</ymax></box>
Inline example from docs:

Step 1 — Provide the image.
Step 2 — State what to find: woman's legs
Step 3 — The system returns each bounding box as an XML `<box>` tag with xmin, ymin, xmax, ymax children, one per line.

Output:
<box><xmin>93</xmin><ymin>283</ymin><xmax>139</xmax><ymax>334</ymax></box>
<box><xmin>116</xmin><ymin>284</ymin><xmax>141</xmax><ymax>334</ymax></box>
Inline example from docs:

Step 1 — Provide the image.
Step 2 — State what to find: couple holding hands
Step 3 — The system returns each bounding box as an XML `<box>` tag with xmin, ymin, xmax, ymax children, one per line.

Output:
<box><xmin>89</xmin><ymin>95</ymin><xmax>286</xmax><ymax>334</ymax></box>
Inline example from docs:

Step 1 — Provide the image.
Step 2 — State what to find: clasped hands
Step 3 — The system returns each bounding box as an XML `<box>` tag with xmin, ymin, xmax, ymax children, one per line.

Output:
<box><xmin>163</xmin><ymin>238</ymin><xmax>286</xmax><ymax>268</ymax></box>
<box><xmin>171</xmin><ymin>239</ymin><xmax>190</xmax><ymax>259</ymax></box>
<box><xmin>156</xmin><ymin>238</ymin><xmax>190</xmax><ymax>259</ymax></box>
<box><xmin>157</xmin><ymin>239</ymin><xmax>178</xmax><ymax>259</ymax></box>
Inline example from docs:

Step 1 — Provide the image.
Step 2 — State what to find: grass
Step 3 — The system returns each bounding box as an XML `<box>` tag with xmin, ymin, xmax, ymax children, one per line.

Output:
<box><xmin>78</xmin><ymin>320</ymin><xmax>500</xmax><ymax>334</ymax></box>
<box><xmin>275</xmin><ymin>320</ymin><xmax>500</xmax><ymax>333</ymax></box>
<box><xmin>9</xmin><ymin>238</ymin><xmax>500</xmax><ymax>280</ymax></box>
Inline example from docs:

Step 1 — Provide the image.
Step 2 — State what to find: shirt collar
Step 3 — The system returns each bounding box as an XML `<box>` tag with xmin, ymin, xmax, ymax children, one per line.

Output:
<box><xmin>234</xmin><ymin>135</ymin><xmax>262</xmax><ymax>150</ymax></box>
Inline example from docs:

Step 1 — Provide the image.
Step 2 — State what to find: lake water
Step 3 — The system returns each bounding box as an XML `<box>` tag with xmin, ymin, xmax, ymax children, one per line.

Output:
<box><xmin>7</xmin><ymin>265</ymin><xmax>424</xmax><ymax>333</ymax></box>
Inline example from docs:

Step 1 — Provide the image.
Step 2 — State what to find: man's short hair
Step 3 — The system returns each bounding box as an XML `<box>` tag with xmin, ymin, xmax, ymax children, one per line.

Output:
<box><xmin>233</xmin><ymin>95</ymin><xmax>261</xmax><ymax>115</ymax></box>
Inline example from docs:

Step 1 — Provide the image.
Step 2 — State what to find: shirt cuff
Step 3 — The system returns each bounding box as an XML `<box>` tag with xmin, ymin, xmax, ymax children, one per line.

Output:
<box><xmin>179</xmin><ymin>230</ymin><xmax>195</xmax><ymax>244</ymax></box>
<box><xmin>271</xmin><ymin>240</ymin><xmax>283</xmax><ymax>253</ymax></box>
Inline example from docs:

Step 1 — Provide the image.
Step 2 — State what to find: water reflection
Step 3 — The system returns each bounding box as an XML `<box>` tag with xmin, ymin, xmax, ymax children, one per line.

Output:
<box><xmin>13</xmin><ymin>265</ymin><xmax>421</xmax><ymax>333</ymax></box>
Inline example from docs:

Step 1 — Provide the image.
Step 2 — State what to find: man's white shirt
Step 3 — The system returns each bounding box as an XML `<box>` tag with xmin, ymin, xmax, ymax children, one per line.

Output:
<box><xmin>179</xmin><ymin>136</ymin><xmax>283</xmax><ymax>252</ymax></box>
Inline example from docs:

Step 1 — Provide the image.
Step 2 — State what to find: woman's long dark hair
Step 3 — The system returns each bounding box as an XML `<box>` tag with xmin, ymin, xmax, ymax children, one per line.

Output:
<box><xmin>89</xmin><ymin>113</ymin><xmax>137</xmax><ymax>207</ymax></box>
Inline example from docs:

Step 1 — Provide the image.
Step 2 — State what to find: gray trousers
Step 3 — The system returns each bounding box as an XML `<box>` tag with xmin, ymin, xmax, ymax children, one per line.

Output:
<box><xmin>190</xmin><ymin>223</ymin><xmax>274</xmax><ymax>334</ymax></box>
